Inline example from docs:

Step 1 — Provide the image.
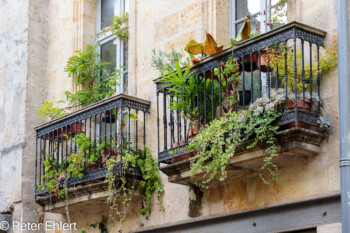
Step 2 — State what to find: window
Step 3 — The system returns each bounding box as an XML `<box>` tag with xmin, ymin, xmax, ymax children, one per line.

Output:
<box><xmin>97</xmin><ymin>0</ymin><xmax>129</xmax><ymax>94</ymax></box>
<box><xmin>229</xmin><ymin>0</ymin><xmax>287</xmax><ymax>99</ymax></box>
<box><xmin>229</xmin><ymin>0</ymin><xmax>287</xmax><ymax>38</ymax></box>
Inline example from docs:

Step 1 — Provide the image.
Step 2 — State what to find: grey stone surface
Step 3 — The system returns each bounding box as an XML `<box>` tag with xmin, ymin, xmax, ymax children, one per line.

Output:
<box><xmin>0</xmin><ymin>0</ymin><xmax>47</xmax><ymax>231</ymax></box>
<box><xmin>0</xmin><ymin>214</ymin><xmax>12</xmax><ymax>233</ymax></box>
<box><xmin>0</xmin><ymin>0</ymin><xmax>28</xmax><ymax>214</ymax></box>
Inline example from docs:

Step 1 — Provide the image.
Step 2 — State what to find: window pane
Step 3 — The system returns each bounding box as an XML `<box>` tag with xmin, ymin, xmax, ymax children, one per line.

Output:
<box><xmin>101</xmin><ymin>0</ymin><xmax>115</xmax><ymax>29</ymax></box>
<box><xmin>122</xmin><ymin>41</ymin><xmax>128</xmax><ymax>93</ymax></box>
<box><xmin>235</xmin><ymin>15</ymin><xmax>261</xmax><ymax>36</ymax></box>
<box><xmin>123</xmin><ymin>42</ymin><xmax>128</xmax><ymax>71</ymax></box>
<box><xmin>236</xmin><ymin>0</ymin><xmax>261</xmax><ymax>21</ymax></box>
<box><xmin>101</xmin><ymin>40</ymin><xmax>117</xmax><ymax>76</ymax></box>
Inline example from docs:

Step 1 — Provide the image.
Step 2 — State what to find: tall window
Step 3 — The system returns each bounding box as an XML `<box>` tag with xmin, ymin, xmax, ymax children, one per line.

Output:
<box><xmin>230</xmin><ymin>0</ymin><xmax>287</xmax><ymax>38</ymax></box>
<box><xmin>97</xmin><ymin>0</ymin><xmax>129</xmax><ymax>94</ymax></box>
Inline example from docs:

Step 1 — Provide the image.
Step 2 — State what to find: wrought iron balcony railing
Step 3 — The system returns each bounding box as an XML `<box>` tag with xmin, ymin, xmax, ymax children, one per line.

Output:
<box><xmin>155</xmin><ymin>21</ymin><xmax>327</xmax><ymax>165</ymax></box>
<box><xmin>34</xmin><ymin>94</ymin><xmax>150</xmax><ymax>197</ymax></box>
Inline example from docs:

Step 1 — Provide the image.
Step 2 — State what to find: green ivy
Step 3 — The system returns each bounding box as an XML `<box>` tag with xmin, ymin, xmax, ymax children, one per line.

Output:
<box><xmin>38</xmin><ymin>133</ymin><xmax>109</xmax><ymax>196</ymax></box>
<box><xmin>137</xmin><ymin>148</ymin><xmax>164</xmax><ymax>213</ymax></box>
<box><xmin>189</xmin><ymin>108</ymin><xmax>281</xmax><ymax>188</ymax></box>
<box><xmin>105</xmin><ymin>147</ymin><xmax>164</xmax><ymax>231</ymax></box>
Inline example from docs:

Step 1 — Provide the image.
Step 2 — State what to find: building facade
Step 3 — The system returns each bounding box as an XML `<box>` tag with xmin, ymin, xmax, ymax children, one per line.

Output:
<box><xmin>0</xmin><ymin>0</ymin><xmax>344</xmax><ymax>232</ymax></box>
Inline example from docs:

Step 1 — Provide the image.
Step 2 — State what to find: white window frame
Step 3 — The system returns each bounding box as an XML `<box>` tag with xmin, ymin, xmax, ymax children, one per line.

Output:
<box><xmin>229</xmin><ymin>0</ymin><xmax>279</xmax><ymax>38</ymax></box>
<box><xmin>96</xmin><ymin>0</ymin><xmax>128</xmax><ymax>94</ymax></box>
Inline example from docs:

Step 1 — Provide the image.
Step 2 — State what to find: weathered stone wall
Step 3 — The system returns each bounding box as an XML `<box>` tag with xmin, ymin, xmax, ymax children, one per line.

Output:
<box><xmin>0</xmin><ymin>0</ymin><xmax>343</xmax><ymax>232</ymax></box>
<box><xmin>0</xmin><ymin>0</ymin><xmax>97</xmax><ymax>232</ymax></box>
<box><xmin>69</xmin><ymin>0</ymin><xmax>341</xmax><ymax>232</ymax></box>
<box><xmin>0</xmin><ymin>0</ymin><xmax>29</xmax><ymax>218</ymax></box>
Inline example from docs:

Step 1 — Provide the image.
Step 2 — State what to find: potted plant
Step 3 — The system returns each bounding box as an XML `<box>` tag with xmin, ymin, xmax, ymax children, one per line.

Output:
<box><xmin>101</xmin><ymin>108</ymin><xmax>120</xmax><ymax>123</ymax></box>
<box><xmin>159</xmin><ymin>62</ymin><xmax>223</xmax><ymax>162</ymax></box>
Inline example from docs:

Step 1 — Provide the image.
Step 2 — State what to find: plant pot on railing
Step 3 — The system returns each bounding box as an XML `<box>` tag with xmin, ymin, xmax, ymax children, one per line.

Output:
<box><xmin>86</xmin><ymin>160</ymin><xmax>101</xmax><ymax>171</ymax></box>
<box><xmin>50</xmin><ymin>122</ymin><xmax>85</xmax><ymax>140</ymax></box>
<box><xmin>170</xmin><ymin>124</ymin><xmax>205</xmax><ymax>164</ymax></box>
<box><xmin>171</xmin><ymin>141</ymin><xmax>194</xmax><ymax>163</ymax></box>
<box><xmin>240</xmin><ymin>52</ymin><xmax>258</xmax><ymax>72</ymax></box>
<box><xmin>259</xmin><ymin>49</ymin><xmax>277</xmax><ymax>73</ymax></box>
<box><xmin>101</xmin><ymin>108</ymin><xmax>120</xmax><ymax>123</ymax></box>
<box><xmin>281</xmin><ymin>100</ymin><xmax>312</xmax><ymax>129</ymax></box>
<box><xmin>102</xmin><ymin>149</ymin><xmax>117</xmax><ymax>166</ymax></box>
<box><xmin>187</xmin><ymin>124</ymin><xmax>205</xmax><ymax>139</ymax></box>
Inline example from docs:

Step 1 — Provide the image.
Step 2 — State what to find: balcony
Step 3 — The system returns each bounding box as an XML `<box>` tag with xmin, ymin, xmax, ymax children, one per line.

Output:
<box><xmin>155</xmin><ymin>22</ymin><xmax>328</xmax><ymax>185</ymax></box>
<box><xmin>34</xmin><ymin>94</ymin><xmax>150</xmax><ymax>212</ymax></box>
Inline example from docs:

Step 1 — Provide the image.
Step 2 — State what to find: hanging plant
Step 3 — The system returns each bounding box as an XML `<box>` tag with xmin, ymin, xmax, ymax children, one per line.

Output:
<box><xmin>99</xmin><ymin>12</ymin><xmax>129</xmax><ymax>42</ymax></box>
<box><xmin>105</xmin><ymin>147</ymin><xmax>164</xmax><ymax>232</ymax></box>
<box><xmin>38</xmin><ymin>43</ymin><xmax>121</xmax><ymax>120</ymax></box>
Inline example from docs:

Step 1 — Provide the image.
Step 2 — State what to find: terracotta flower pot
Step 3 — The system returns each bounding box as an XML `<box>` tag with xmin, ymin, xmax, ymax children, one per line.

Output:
<box><xmin>50</xmin><ymin>122</ymin><xmax>85</xmax><ymax>140</ymax></box>
<box><xmin>281</xmin><ymin>100</ymin><xmax>311</xmax><ymax>112</ymax></box>
<box><xmin>86</xmin><ymin>160</ymin><xmax>101</xmax><ymax>171</ymax></box>
<box><xmin>241</xmin><ymin>52</ymin><xmax>258</xmax><ymax>72</ymax></box>
<box><xmin>101</xmin><ymin>108</ymin><xmax>119</xmax><ymax>123</ymax></box>
<box><xmin>102</xmin><ymin>149</ymin><xmax>117</xmax><ymax>166</ymax></box>
<box><xmin>188</xmin><ymin>125</ymin><xmax>205</xmax><ymax>139</ymax></box>
<box><xmin>259</xmin><ymin>50</ymin><xmax>276</xmax><ymax>73</ymax></box>
<box><xmin>281</xmin><ymin>100</ymin><xmax>312</xmax><ymax>129</ymax></box>
<box><xmin>171</xmin><ymin>141</ymin><xmax>194</xmax><ymax>163</ymax></box>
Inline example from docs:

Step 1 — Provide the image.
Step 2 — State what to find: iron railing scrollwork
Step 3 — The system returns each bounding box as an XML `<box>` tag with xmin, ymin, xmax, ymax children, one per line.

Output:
<box><xmin>34</xmin><ymin>94</ymin><xmax>150</xmax><ymax>197</ymax></box>
<box><xmin>155</xmin><ymin>22</ymin><xmax>327</xmax><ymax>165</ymax></box>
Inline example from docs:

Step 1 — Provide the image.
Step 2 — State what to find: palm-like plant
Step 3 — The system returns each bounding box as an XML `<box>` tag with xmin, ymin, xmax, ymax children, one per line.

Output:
<box><xmin>159</xmin><ymin>62</ymin><xmax>222</xmax><ymax>125</ymax></box>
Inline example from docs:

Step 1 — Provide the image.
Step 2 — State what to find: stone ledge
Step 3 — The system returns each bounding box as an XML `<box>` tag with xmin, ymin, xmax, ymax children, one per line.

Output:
<box><xmin>159</xmin><ymin>127</ymin><xmax>325</xmax><ymax>185</ymax></box>
<box><xmin>36</xmin><ymin>179</ymin><xmax>144</xmax><ymax>214</ymax></box>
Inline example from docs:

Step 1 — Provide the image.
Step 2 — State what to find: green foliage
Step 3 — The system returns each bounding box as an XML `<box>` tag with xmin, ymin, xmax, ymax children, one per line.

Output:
<box><xmin>38</xmin><ymin>133</ymin><xmax>109</xmax><ymax>196</ymax></box>
<box><xmin>64</xmin><ymin>44</ymin><xmax>120</xmax><ymax>107</ymax></box>
<box><xmin>158</xmin><ymin>62</ymin><xmax>196</xmax><ymax>119</ymax></box>
<box><xmin>89</xmin><ymin>215</ymin><xmax>108</xmax><ymax>233</ymax></box>
<box><xmin>39</xmin><ymin>44</ymin><xmax>122</xmax><ymax>121</ymax></box>
<box><xmin>105</xmin><ymin>147</ymin><xmax>164</xmax><ymax>231</ymax></box>
<box><xmin>267</xmin><ymin>0</ymin><xmax>288</xmax><ymax>27</ymax></box>
<box><xmin>38</xmin><ymin>154</ymin><xmax>66</xmax><ymax>197</ymax></box>
<box><xmin>221</xmin><ymin>57</ymin><xmax>241</xmax><ymax>105</ymax></box>
<box><xmin>151</xmin><ymin>49</ymin><xmax>187</xmax><ymax>75</ymax></box>
<box><xmin>268</xmin><ymin>43</ymin><xmax>338</xmax><ymax>92</ymax></box>
<box><xmin>189</xmin><ymin>112</ymin><xmax>240</xmax><ymax>187</ymax></box>
<box><xmin>66</xmin><ymin>133</ymin><xmax>107</xmax><ymax>179</ymax></box>
<box><xmin>137</xmin><ymin>148</ymin><xmax>164</xmax><ymax>213</ymax></box>
<box><xmin>189</xmin><ymin>97</ymin><xmax>282</xmax><ymax>188</ymax></box>
<box><xmin>159</xmin><ymin>62</ymin><xmax>222</xmax><ymax>124</ymax></box>
<box><xmin>100</xmin><ymin>12</ymin><xmax>129</xmax><ymax>42</ymax></box>
<box><xmin>38</xmin><ymin>102</ymin><xmax>66</xmax><ymax>120</ymax></box>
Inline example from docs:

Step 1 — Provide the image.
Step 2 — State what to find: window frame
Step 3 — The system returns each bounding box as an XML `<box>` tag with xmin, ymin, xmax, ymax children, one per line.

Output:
<box><xmin>229</xmin><ymin>0</ymin><xmax>281</xmax><ymax>38</ymax></box>
<box><xmin>96</xmin><ymin>0</ymin><xmax>128</xmax><ymax>95</ymax></box>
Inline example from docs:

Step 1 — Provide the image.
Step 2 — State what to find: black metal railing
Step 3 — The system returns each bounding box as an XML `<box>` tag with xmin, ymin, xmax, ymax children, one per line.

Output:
<box><xmin>155</xmin><ymin>22</ymin><xmax>326</xmax><ymax>165</ymax></box>
<box><xmin>34</xmin><ymin>94</ymin><xmax>150</xmax><ymax>197</ymax></box>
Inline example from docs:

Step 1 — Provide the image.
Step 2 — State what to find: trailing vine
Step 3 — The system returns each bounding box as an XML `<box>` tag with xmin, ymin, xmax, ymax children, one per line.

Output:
<box><xmin>189</xmin><ymin>89</ymin><xmax>286</xmax><ymax>188</ymax></box>
<box><xmin>81</xmin><ymin>215</ymin><xmax>108</xmax><ymax>233</ymax></box>
<box><xmin>105</xmin><ymin>147</ymin><xmax>164</xmax><ymax>231</ymax></box>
